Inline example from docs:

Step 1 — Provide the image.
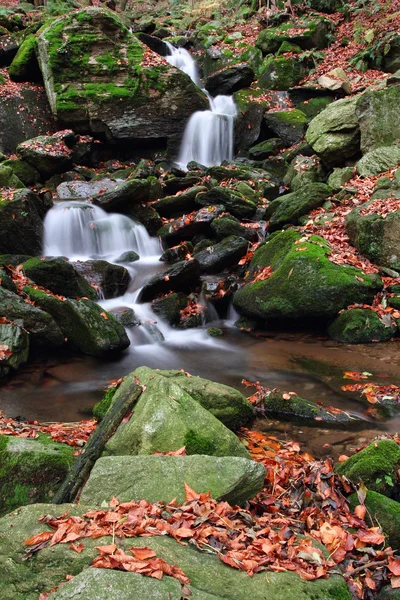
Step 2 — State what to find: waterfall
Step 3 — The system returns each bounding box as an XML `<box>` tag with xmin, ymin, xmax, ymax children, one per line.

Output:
<box><xmin>166</xmin><ymin>43</ymin><xmax>237</xmax><ymax>170</ymax></box>
<box><xmin>43</xmin><ymin>201</ymin><xmax>160</xmax><ymax>261</ymax></box>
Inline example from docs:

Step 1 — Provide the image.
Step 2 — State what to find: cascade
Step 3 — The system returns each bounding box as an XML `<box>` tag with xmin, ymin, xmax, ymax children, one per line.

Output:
<box><xmin>166</xmin><ymin>43</ymin><xmax>237</xmax><ymax>169</ymax></box>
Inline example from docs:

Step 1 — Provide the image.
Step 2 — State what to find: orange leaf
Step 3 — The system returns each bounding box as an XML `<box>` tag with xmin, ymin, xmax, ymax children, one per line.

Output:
<box><xmin>96</xmin><ymin>544</ymin><xmax>117</xmax><ymax>555</ymax></box>
<box><xmin>388</xmin><ymin>557</ymin><xmax>400</xmax><ymax>576</ymax></box>
<box><xmin>100</xmin><ymin>312</ymin><xmax>108</xmax><ymax>320</ymax></box>
<box><xmin>354</xmin><ymin>505</ymin><xmax>366</xmax><ymax>520</ymax></box>
<box><xmin>184</xmin><ymin>482</ymin><xmax>200</xmax><ymax>502</ymax></box>
<box><xmin>24</xmin><ymin>531</ymin><xmax>53</xmax><ymax>546</ymax></box>
<box><xmin>130</xmin><ymin>547</ymin><xmax>157</xmax><ymax>560</ymax></box>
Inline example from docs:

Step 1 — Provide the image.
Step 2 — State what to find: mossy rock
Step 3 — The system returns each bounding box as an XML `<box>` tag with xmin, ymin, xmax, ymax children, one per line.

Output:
<box><xmin>264</xmin><ymin>109</ymin><xmax>308</xmax><ymax>146</ymax></box>
<box><xmin>248</xmin><ymin>138</ymin><xmax>286</xmax><ymax>159</ymax></box>
<box><xmin>36</xmin><ymin>8</ymin><xmax>208</xmax><ymax>144</ymax></box>
<box><xmin>0</xmin><ymin>322</ymin><xmax>29</xmax><ymax>376</ymax></box>
<box><xmin>93</xmin><ymin>385</ymin><xmax>117</xmax><ymax>420</ymax></box>
<box><xmin>1</xmin><ymin>159</ymin><xmax>40</xmax><ymax>186</ymax></box>
<box><xmin>151</xmin><ymin>292</ymin><xmax>188</xmax><ymax>326</ymax></box>
<box><xmin>336</xmin><ymin>440</ymin><xmax>400</xmax><ymax>496</ymax></box>
<box><xmin>356</xmin><ymin>85</ymin><xmax>400</xmax><ymax>154</ymax></box>
<box><xmin>256</xmin><ymin>18</ymin><xmax>332</xmax><ymax>54</ymax></box>
<box><xmin>233</xmin><ymin>230</ymin><xmax>382</xmax><ymax>321</ymax></box>
<box><xmin>71</xmin><ymin>259</ymin><xmax>130</xmax><ymax>299</ymax></box>
<box><xmin>349</xmin><ymin>490</ymin><xmax>400</xmax><ymax>551</ymax></box>
<box><xmin>259</xmin><ymin>56</ymin><xmax>306</xmax><ymax>91</ymax></box>
<box><xmin>0</xmin><ymin>164</ymin><xmax>24</xmax><ymax>189</ymax></box>
<box><xmin>0</xmin><ymin>286</ymin><xmax>64</xmax><ymax>349</ymax></box>
<box><xmin>24</xmin><ymin>286</ymin><xmax>130</xmax><ymax>356</ymax></box>
<box><xmin>328</xmin><ymin>308</ymin><xmax>396</xmax><ymax>343</ymax></box>
<box><xmin>305</xmin><ymin>96</ymin><xmax>360</xmax><ymax>167</ymax></box>
<box><xmin>356</xmin><ymin>146</ymin><xmax>400</xmax><ymax>178</ymax></box>
<box><xmin>194</xmin><ymin>235</ymin><xmax>249</xmax><ymax>274</ymax></box>
<box><xmin>346</xmin><ymin>200</ymin><xmax>400</xmax><ymax>271</ymax></box>
<box><xmin>0</xmin><ymin>434</ymin><xmax>75</xmax><ymax>515</ymax></box>
<box><xmin>22</xmin><ymin>257</ymin><xmax>97</xmax><ymax>300</ymax></box>
<box><xmin>283</xmin><ymin>155</ymin><xmax>326</xmax><ymax>191</ymax></box>
<box><xmin>266</xmin><ymin>182</ymin><xmax>332</xmax><ymax>230</ymax></box>
<box><xmin>211</xmin><ymin>216</ymin><xmax>256</xmax><ymax>242</ymax></box>
<box><xmin>296</xmin><ymin>95</ymin><xmax>334</xmax><ymax>120</ymax></box>
<box><xmin>8</xmin><ymin>34</ymin><xmax>41</xmax><ymax>82</ymax></box>
<box><xmin>153</xmin><ymin>185</ymin><xmax>206</xmax><ymax>218</ymax></box>
<box><xmin>327</xmin><ymin>167</ymin><xmax>354</xmax><ymax>191</ymax></box>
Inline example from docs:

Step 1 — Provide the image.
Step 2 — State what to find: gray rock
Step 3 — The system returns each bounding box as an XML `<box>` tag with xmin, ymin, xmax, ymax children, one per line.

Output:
<box><xmin>194</xmin><ymin>236</ymin><xmax>248</xmax><ymax>274</ymax></box>
<box><xmin>0</xmin><ymin>323</ymin><xmax>29</xmax><ymax>376</ymax></box>
<box><xmin>205</xmin><ymin>63</ymin><xmax>255</xmax><ymax>96</ymax></box>
<box><xmin>139</xmin><ymin>259</ymin><xmax>200</xmax><ymax>302</ymax></box>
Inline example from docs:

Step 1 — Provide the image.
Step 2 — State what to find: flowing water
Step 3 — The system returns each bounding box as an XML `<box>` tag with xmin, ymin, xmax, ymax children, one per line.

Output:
<box><xmin>166</xmin><ymin>42</ymin><xmax>237</xmax><ymax>169</ymax></box>
<box><xmin>2</xmin><ymin>46</ymin><xmax>400</xmax><ymax>458</ymax></box>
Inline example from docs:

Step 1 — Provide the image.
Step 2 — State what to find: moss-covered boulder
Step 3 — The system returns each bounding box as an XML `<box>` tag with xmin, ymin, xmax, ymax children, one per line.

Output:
<box><xmin>1</xmin><ymin>158</ymin><xmax>40</xmax><ymax>186</ymax></box>
<box><xmin>92</xmin><ymin>177</ymin><xmax>151</xmax><ymax>211</ymax></box>
<box><xmin>356</xmin><ymin>146</ymin><xmax>400</xmax><ymax>177</ymax></box>
<box><xmin>71</xmin><ymin>259</ymin><xmax>130</xmax><ymax>299</ymax></box>
<box><xmin>305</xmin><ymin>96</ymin><xmax>360</xmax><ymax>167</ymax></box>
<box><xmin>36</xmin><ymin>8</ymin><xmax>208</xmax><ymax>144</ymax></box>
<box><xmin>259</xmin><ymin>56</ymin><xmax>306</xmax><ymax>90</ymax></box>
<box><xmin>283</xmin><ymin>155</ymin><xmax>326</xmax><ymax>191</ymax></box>
<box><xmin>328</xmin><ymin>308</ymin><xmax>396</xmax><ymax>343</ymax></box>
<box><xmin>153</xmin><ymin>185</ymin><xmax>206</xmax><ymax>218</ymax></box>
<box><xmin>248</xmin><ymin>138</ymin><xmax>286</xmax><ymax>159</ymax></box>
<box><xmin>346</xmin><ymin>200</ymin><xmax>400</xmax><ymax>270</ymax></box>
<box><xmin>22</xmin><ymin>257</ymin><xmax>97</xmax><ymax>300</ymax></box>
<box><xmin>266</xmin><ymin>182</ymin><xmax>332</xmax><ymax>230</ymax></box>
<box><xmin>0</xmin><ymin>322</ymin><xmax>29</xmax><ymax>376</ymax></box>
<box><xmin>259</xmin><ymin>391</ymin><xmax>361</xmax><ymax>426</ymax></box>
<box><xmin>104</xmin><ymin>369</ymin><xmax>250</xmax><ymax>458</ymax></box>
<box><xmin>196</xmin><ymin>187</ymin><xmax>257</xmax><ymax>219</ymax></box>
<box><xmin>327</xmin><ymin>167</ymin><xmax>354</xmax><ymax>191</ymax></box>
<box><xmin>0</xmin><ymin>287</ymin><xmax>64</xmax><ymax>349</ymax></box>
<box><xmin>336</xmin><ymin>440</ymin><xmax>400</xmax><ymax>496</ymax></box>
<box><xmin>157</xmin><ymin>206</ymin><xmax>224</xmax><ymax>246</ymax></box>
<box><xmin>256</xmin><ymin>18</ymin><xmax>331</xmax><ymax>54</ymax></box>
<box><xmin>0</xmin><ymin>164</ymin><xmax>24</xmax><ymax>189</ymax></box>
<box><xmin>24</xmin><ymin>287</ymin><xmax>129</xmax><ymax>356</ymax></box>
<box><xmin>194</xmin><ymin>235</ymin><xmax>248</xmax><ymax>274</ymax></box>
<box><xmin>152</xmin><ymin>292</ymin><xmax>188</xmax><ymax>326</ymax></box>
<box><xmin>349</xmin><ymin>491</ymin><xmax>400</xmax><ymax>551</ymax></box>
<box><xmin>356</xmin><ymin>85</ymin><xmax>400</xmax><ymax>154</ymax></box>
<box><xmin>81</xmin><ymin>454</ymin><xmax>265</xmax><ymax>506</ymax></box>
<box><xmin>0</xmin><ymin>435</ymin><xmax>75</xmax><ymax>515</ymax></box>
<box><xmin>0</xmin><ymin>504</ymin><xmax>351</xmax><ymax>600</ymax></box>
<box><xmin>139</xmin><ymin>259</ymin><xmax>200</xmax><ymax>302</ymax></box>
<box><xmin>296</xmin><ymin>95</ymin><xmax>334</xmax><ymax>120</ymax></box>
<box><xmin>264</xmin><ymin>109</ymin><xmax>308</xmax><ymax>146</ymax></box>
<box><xmin>233</xmin><ymin>230</ymin><xmax>382</xmax><ymax>321</ymax></box>
<box><xmin>8</xmin><ymin>34</ymin><xmax>41</xmax><ymax>82</ymax></box>
<box><xmin>211</xmin><ymin>216</ymin><xmax>257</xmax><ymax>242</ymax></box>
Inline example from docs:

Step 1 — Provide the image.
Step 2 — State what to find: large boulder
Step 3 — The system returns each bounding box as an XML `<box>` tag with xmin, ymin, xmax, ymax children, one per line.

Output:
<box><xmin>356</xmin><ymin>85</ymin><xmax>400</xmax><ymax>154</ymax></box>
<box><xmin>0</xmin><ymin>287</ymin><xmax>64</xmax><ymax>349</ymax></box>
<box><xmin>205</xmin><ymin>63</ymin><xmax>255</xmax><ymax>96</ymax></box>
<box><xmin>139</xmin><ymin>259</ymin><xmax>200</xmax><ymax>302</ymax></box>
<box><xmin>256</xmin><ymin>18</ymin><xmax>332</xmax><ymax>54</ymax></box>
<box><xmin>17</xmin><ymin>134</ymin><xmax>73</xmax><ymax>179</ymax></box>
<box><xmin>0</xmin><ymin>188</ymin><xmax>52</xmax><ymax>255</ymax></box>
<box><xmin>80</xmin><ymin>455</ymin><xmax>265</xmax><ymax>506</ymax></box>
<box><xmin>92</xmin><ymin>178</ymin><xmax>151</xmax><ymax>212</ymax></box>
<box><xmin>0</xmin><ymin>322</ymin><xmax>29</xmax><ymax>376</ymax></box>
<box><xmin>259</xmin><ymin>57</ymin><xmax>306</xmax><ymax>91</ymax></box>
<box><xmin>336</xmin><ymin>440</ymin><xmax>400</xmax><ymax>497</ymax></box>
<box><xmin>264</xmin><ymin>109</ymin><xmax>308</xmax><ymax>146</ymax></box>
<box><xmin>305</xmin><ymin>97</ymin><xmax>360</xmax><ymax>167</ymax></box>
<box><xmin>266</xmin><ymin>183</ymin><xmax>332</xmax><ymax>231</ymax></box>
<box><xmin>328</xmin><ymin>308</ymin><xmax>396</xmax><ymax>343</ymax></box>
<box><xmin>36</xmin><ymin>8</ymin><xmax>208</xmax><ymax>145</ymax></box>
<box><xmin>0</xmin><ymin>504</ymin><xmax>351</xmax><ymax>600</ymax></box>
<box><xmin>24</xmin><ymin>286</ymin><xmax>130</xmax><ymax>356</ymax></box>
<box><xmin>0</xmin><ymin>435</ymin><xmax>75</xmax><ymax>516</ymax></box>
<box><xmin>194</xmin><ymin>236</ymin><xmax>248</xmax><ymax>274</ymax></box>
<box><xmin>346</xmin><ymin>196</ymin><xmax>400</xmax><ymax>270</ymax></box>
<box><xmin>356</xmin><ymin>146</ymin><xmax>400</xmax><ymax>177</ymax></box>
<box><xmin>349</xmin><ymin>491</ymin><xmax>400</xmax><ymax>551</ymax></box>
<box><xmin>22</xmin><ymin>257</ymin><xmax>97</xmax><ymax>300</ymax></box>
<box><xmin>233</xmin><ymin>230</ymin><xmax>382</xmax><ymax>321</ymax></box>
<box><xmin>71</xmin><ymin>259</ymin><xmax>130</xmax><ymax>299</ymax></box>
<box><xmin>104</xmin><ymin>369</ymin><xmax>250</xmax><ymax>458</ymax></box>
<box><xmin>132</xmin><ymin>367</ymin><xmax>253</xmax><ymax>429</ymax></box>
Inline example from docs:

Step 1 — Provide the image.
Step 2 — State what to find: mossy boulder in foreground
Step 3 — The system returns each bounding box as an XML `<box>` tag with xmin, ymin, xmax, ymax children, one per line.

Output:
<box><xmin>22</xmin><ymin>257</ymin><xmax>97</xmax><ymax>300</ymax></box>
<box><xmin>0</xmin><ymin>504</ymin><xmax>351</xmax><ymax>600</ymax></box>
<box><xmin>336</xmin><ymin>440</ymin><xmax>400</xmax><ymax>497</ymax></box>
<box><xmin>328</xmin><ymin>308</ymin><xmax>396</xmax><ymax>343</ymax></box>
<box><xmin>233</xmin><ymin>230</ymin><xmax>382</xmax><ymax>322</ymax></box>
<box><xmin>80</xmin><ymin>455</ymin><xmax>265</xmax><ymax>506</ymax></box>
<box><xmin>0</xmin><ymin>435</ymin><xmax>75</xmax><ymax>515</ymax></box>
<box><xmin>36</xmin><ymin>8</ymin><xmax>208</xmax><ymax>143</ymax></box>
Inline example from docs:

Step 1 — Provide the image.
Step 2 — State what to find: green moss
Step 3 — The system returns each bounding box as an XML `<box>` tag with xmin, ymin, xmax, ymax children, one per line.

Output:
<box><xmin>296</xmin><ymin>96</ymin><xmax>334</xmax><ymax>120</ymax></box>
<box><xmin>8</xmin><ymin>34</ymin><xmax>38</xmax><ymax>81</ymax></box>
<box><xmin>0</xmin><ymin>434</ymin><xmax>75</xmax><ymax>515</ymax></box>
<box><xmin>93</xmin><ymin>386</ymin><xmax>117</xmax><ymax>420</ymax></box>
<box><xmin>183</xmin><ymin>429</ymin><xmax>217</xmax><ymax>455</ymax></box>
<box><xmin>259</xmin><ymin>56</ymin><xmax>305</xmax><ymax>90</ymax></box>
<box><xmin>328</xmin><ymin>308</ymin><xmax>396</xmax><ymax>343</ymax></box>
<box><xmin>349</xmin><ymin>490</ymin><xmax>400</xmax><ymax>551</ymax></box>
<box><xmin>336</xmin><ymin>440</ymin><xmax>400</xmax><ymax>496</ymax></box>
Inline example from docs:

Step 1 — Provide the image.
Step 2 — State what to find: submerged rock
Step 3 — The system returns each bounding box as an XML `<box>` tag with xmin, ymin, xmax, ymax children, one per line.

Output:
<box><xmin>36</xmin><ymin>8</ymin><xmax>208</xmax><ymax>145</ymax></box>
<box><xmin>81</xmin><ymin>455</ymin><xmax>265</xmax><ymax>506</ymax></box>
<box><xmin>336</xmin><ymin>440</ymin><xmax>400</xmax><ymax>497</ymax></box>
<box><xmin>0</xmin><ymin>435</ymin><xmax>75</xmax><ymax>515</ymax></box>
<box><xmin>233</xmin><ymin>230</ymin><xmax>382</xmax><ymax>322</ymax></box>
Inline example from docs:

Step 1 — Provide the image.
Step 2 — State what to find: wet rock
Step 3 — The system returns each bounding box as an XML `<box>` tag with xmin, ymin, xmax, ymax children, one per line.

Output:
<box><xmin>109</xmin><ymin>306</ymin><xmax>140</xmax><ymax>328</ymax></box>
<box><xmin>248</xmin><ymin>138</ymin><xmax>286</xmax><ymax>160</ymax></box>
<box><xmin>233</xmin><ymin>230</ymin><xmax>382</xmax><ymax>321</ymax></box>
<box><xmin>139</xmin><ymin>259</ymin><xmax>200</xmax><ymax>302</ymax></box>
<box><xmin>0</xmin><ymin>323</ymin><xmax>29</xmax><ymax>376</ymax></box>
<box><xmin>336</xmin><ymin>440</ymin><xmax>400</xmax><ymax>497</ymax></box>
<box><xmin>56</xmin><ymin>178</ymin><xmax>119</xmax><ymax>200</ymax></box>
<box><xmin>257</xmin><ymin>391</ymin><xmax>361</xmax><ymax>427</ymax></box>
<box><xmin>211</xmin><ymin>216</ymin><xmax>258</xmax><ymax>242</ymax></box>
<box><xmin>305</xmin><ymin>96</ymin><xmax>360</xmax><ymax>167</ymax></box>
<box><xmin>194</xmin><ymin>236</ymin><xmax>248</xmax><ymax>274</ymax></box>
<box><xmin>152</xmin><ymin>292</ymin><xmax>188</xmax><ymax>326</ymax></box>
<box><xmin>81</xmin><ymin>454</ymin><xmax>265</xmax><ymax>506</ymax></box>
<box><xmin>153</xmin><ymin>186</ymin><xmax>206</xmax><ymax>217</ymax></box>
<box><xmin>0</xmin><ymin>435</ymin><xmax>75</xmax><ymax>516</ymax></box>
<box><xmin>157</xmin><ymin>206</ymin><xmax>224</xmax><ymax>246</ymax></box>
<box><xmin>36</xmin><ymin>8</ymin><xmax>208</xmax><ymax>145</ymax></box>
<box><xmin>266</xmin><ymin>183</ymin><xmax>332</xmax><ymax>231</ymax></box>
<box><xmin>205</xmin><ymin>63</ymin><xmax>255</xmax><ymax>96</ymax></box>
<box><xmin>1</xmin><ymin>158</ymin><xmax>40</xmax><ymax>186</ymax></box>
<box><xmin>22</xmin><ymin>257</ymin><xmax>97</xmax><ymax>300</ymax></box>
<box><xmin>234</xmin><ymin>89</ymin><xmax>266</xmax><ymax>154</ymax></box>
<box><xmin>128</xmin><ymin>203</ymin><xmax>163</xmax><ymax>236</ymax></box>
<box><xmin>17</xmin><ymin>134</ymin><xmax>73</xmax><ymax>179</ymax></box>
<box><xmin>72</xmin><ymin>259</ymin><xmax>130</xmax><ymax>299</ymax></box>
<box><xmin>24</xmin><ymin>287</ymin><xmax>129</xmax><ymax>357</ymax></box>
<box><xmin>196</xmin><ymin>188</ymin><xmax>257</xmax><ymax>220</ymax></box>
<box><xmin>163</xmin><ymin>175</ymin><xmax>203</xmax><ymax>195</ymax></box>
<box><xmin>115</xmin><ymin>250</ymin><xmax>139</xmax><ymax>263</ymax></box>
<box><xmin>328</xmin><ymin>308</ymin><xmax>396</xmax><ymax>343</ymax></box>
<box><xmin>264</xmin><ymin>109</ymin><xmax>308</xmax><ymax>146</ymax></box>
<box><xmin>160</xmin><ymin>242</ymin><xmax>193</xmax><ymax>264</ymax></box>
<box><xmin>92</xmin><ymin>178</ymin><xmax>151</xmax><ymax>212</ymax></box>
<box><xmin>0</xmin><ymin>287</ymin><xmax>64</xmax><ymax>349</ymax></box>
